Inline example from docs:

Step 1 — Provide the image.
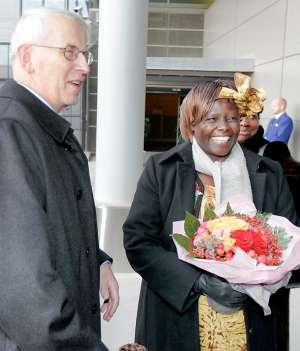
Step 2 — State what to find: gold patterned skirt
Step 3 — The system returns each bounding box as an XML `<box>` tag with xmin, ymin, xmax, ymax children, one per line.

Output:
<box><xmin>198</xmin><ymin>295</ymin><xmax>247</xmax><ymax>351</ymax></box>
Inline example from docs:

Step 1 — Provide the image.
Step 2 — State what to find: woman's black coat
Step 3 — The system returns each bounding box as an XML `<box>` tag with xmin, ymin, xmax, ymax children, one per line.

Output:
<box><xmin>123</xmin><ymin>141</ymin><xmax>298</xmax><ymax>351</ymax></box>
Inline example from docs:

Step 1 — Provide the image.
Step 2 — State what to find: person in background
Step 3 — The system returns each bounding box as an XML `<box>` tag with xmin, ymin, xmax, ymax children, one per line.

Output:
<box><xmin>264</xmin><ymin>97</ymin><xmax>293</xmax><ymax>143</ymax></box>
<box><xmin>123</xmin><ymin>73</ymin><xmax>298</xmax><ymax>351</ymax></box>
<box><xmin>236</xmin><ymin>74</ymin><xmax>268</xmax><ymax>155</ymax></box>
<box><xmin>238</xmin><ymin>113</ymin><xmax>269</xmax><ymax>155</ymax></box>
<box><xmin>264</xmin><ymin>141</ymin><xmax>300</xmax><ymax>216</ymax></box>
<box><xmin>0</xmin><ymin>8</ymin><xmax>118</xmax><ymax>350</ymax></box>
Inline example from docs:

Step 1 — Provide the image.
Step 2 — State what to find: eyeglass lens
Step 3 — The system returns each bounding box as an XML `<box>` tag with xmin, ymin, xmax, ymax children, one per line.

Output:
<box><xmin>64</xmin><ymin>46</ymin><xmax>93</xmax><ymax>65</ymax></box>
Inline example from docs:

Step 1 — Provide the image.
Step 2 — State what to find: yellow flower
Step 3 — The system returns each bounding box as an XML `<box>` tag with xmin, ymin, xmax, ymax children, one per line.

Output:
<box><xmin>223</xmin><ymin>237</ymin><xmax>236</xmax><ymax>248</ymax></box>
<box><xmin>206</xmin><ymin>216</ymin><xmax>249</xmax><ymax>232</ymax></box>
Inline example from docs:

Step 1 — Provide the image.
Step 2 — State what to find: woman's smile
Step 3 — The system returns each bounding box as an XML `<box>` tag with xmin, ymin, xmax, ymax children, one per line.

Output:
<box><xmin>210</xmin><ymin>136</ymin><xmax>231</xmax><ymax>144</ymax></box>
<box><xmin>191</xmin><ymin>99</ymin><xmax>240</xmax><ymax>161</ymax></box>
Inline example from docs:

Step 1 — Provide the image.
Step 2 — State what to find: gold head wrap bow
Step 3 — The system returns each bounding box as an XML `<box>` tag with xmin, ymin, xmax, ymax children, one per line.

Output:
<box><xmin>218</xmin><ymin>72</ymin><xmax>266</xmax><ymax>117</ymax></box>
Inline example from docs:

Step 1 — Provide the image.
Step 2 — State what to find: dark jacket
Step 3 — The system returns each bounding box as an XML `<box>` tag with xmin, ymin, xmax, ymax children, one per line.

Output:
<box><xmin>263</xmin><ymin>141</ymin><xmax>300</xmax><ymax>217</ymax></box>
<box><xmin>243</xmin><ymin>125</ymin><xmax>269</xmax><ymax>154</ymax></box>
<box><xmin>284</xmin><ymin>160</ymin><xmax>300</xmax><ymax>217</ymax></box>
<box><xmin>123</xmin><ymin>141</ymin><xmax>298</xmax><ymax>351</ymax></box>
<box><xmin>0</xmin><ymin>80</ymin><xmax>110</xmax><ymax>350</ymax></box>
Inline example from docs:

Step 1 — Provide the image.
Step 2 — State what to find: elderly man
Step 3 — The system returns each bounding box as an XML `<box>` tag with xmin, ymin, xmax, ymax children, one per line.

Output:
<box><xmin>264</xmin><ymin>97</ymin><xmax>293</xmax><ymax>143</ymax></box>
<box><xmin>0</xmin><ymin>8</ymin><xmax>118</xmax><ymax>350</ymax></box>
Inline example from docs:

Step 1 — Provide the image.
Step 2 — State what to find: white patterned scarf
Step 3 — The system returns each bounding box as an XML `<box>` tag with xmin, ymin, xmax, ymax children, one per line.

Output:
<box><xmin>192</xmin><ymin>137</ymin><xmax>253</xmax><ymax>206</ymax></box>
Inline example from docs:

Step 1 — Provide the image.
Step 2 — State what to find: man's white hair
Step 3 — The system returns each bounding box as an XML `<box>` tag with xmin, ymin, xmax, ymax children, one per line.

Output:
<box><xmin>10</xmin><ymin>7</ymin><xmax>88</xmax><ymax>62</ymax></box>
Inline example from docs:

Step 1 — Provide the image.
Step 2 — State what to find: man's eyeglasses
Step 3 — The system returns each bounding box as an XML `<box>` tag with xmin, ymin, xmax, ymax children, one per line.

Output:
<box><xmin>31</xmin><ymin>44</ymin><xmax>94</xmax><ymax>65</ymax></box>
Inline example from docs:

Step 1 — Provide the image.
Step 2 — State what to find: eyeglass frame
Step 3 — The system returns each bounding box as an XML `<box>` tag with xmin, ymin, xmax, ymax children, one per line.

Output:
<box><xmin>30</xmin><ymin>44</ymin><xmax>94</xmax><ymax>65</ymax></box>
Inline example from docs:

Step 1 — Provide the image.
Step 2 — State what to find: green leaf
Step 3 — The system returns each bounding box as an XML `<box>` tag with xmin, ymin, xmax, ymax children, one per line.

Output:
<box><xmin>184</xmin><ymin>211</ymin><xmax>200</xmax><ymax>238</ymax></box>
<box><xmin>224</xmin><ymin>202</ymin><xmax>234</xmax><ymax>216</ymax></box>
<box><xmin>172</xmin><ymin>233</ymin><xmax>190</xmax><ymax>252</ymax></box>
<box><xmin>256</xmin><ymin>211</ymin><xmax>271</xmax><ymax>222</ymax></box>
<box><xmin>203</xmin><ymin>206</ymin><xmax>217</xmax><ymax>221</ymax></box>
<box><xmin>273</xmin><ymin>226</ymin><xmax>293</xmax><ymax>250</ymax></box>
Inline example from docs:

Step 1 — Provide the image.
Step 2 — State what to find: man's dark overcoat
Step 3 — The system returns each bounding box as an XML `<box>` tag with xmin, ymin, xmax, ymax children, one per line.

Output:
<box><xmin>0</xmin><ymin>80</ymin><xmax>110</xmax><ymax>350</ymax></box>
<box><xmin>123</xmin><ymin>141</ymin><xmax>299</xmax><ymax>351</ymax></box>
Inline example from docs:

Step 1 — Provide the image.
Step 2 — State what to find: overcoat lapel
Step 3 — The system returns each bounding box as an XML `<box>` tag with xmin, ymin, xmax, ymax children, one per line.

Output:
<box><xmin>159</xmin><ymin>142</ymin><xmax>196</xmax><ymax>220</ymax></box>
<box><xmin>176</xmin><ymin>161</ymin><xmax>195</xmax><ymax>216</ymax></box>
<box><xmin>243</xmin><ymin>147</ymin><xmax>266</xmax><ymax>211</ymax></box>
<box><xmin>248</xmin><ymin>172</ymin><xmax>266</xmax><ymax>211</ymax></box>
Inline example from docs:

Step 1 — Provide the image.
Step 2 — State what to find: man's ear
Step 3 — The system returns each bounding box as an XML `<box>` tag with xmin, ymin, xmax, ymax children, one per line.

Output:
<box><xmin>17</xmin><ymin>44</ymin><xmax>34</xmax><ymax>73</ymax></box>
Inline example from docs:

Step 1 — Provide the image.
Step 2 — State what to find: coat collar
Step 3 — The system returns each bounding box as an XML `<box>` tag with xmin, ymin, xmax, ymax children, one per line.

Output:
<box><xmin>242</xmin><ymin>147</ymin><xmax>270</xmax><ymax>211</ymax></box>
<box><xmin>0</xmin><ymin>79</ymin><xmax>71</xmax><ymax>144</ymax></box>
<box><xmin>158</xmin><ymin>142</ymin><xmax>196</xmax><ymax>215</ymax></box>
<box><xmin>158</xmin><ymin>141</ymin><xmax>193</xmax><ymax>164</ymax></box>
<box><xmin>158</xmin><ymin>142</ymin><xmax>272</xmax><ymax>212</ymax></box>
<box><xmin>175</xmin><ymin>157</ymin><xmax>196</xmax><ymax>215</ymax></box>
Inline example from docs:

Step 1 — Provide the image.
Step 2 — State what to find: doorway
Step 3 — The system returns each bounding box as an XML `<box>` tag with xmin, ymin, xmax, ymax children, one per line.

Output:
<box><xmin>144</xmin><ymin>89</ymin><xmax>188</xmax><ymax>152</ymax></box>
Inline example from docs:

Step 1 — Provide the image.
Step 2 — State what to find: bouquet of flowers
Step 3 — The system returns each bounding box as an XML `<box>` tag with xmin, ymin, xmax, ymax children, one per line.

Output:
<box><xmin>172</xmin><ymin>195</ymin><xmax>300</xmax><ymax>314</ymax></box>
<box><xmin>176</xmin><ymin>204</ymin><xmax>291</xmax><ymax>266</ymax></box>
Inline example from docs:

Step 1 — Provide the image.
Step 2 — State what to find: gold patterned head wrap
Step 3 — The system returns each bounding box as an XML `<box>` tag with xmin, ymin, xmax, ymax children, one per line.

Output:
<box><xmin>218</xmin><ymin>72</ymin><xmax>266</xmax><ymax>117</ymax></box>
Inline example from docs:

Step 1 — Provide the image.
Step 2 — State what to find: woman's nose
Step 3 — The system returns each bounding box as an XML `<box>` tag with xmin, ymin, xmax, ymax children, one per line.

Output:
<box><xmin>216</xmin><ymin>118</ymin><xmax>230</xmax><ymax>130</ymax></box>
<box><xmin>240</xmin><ymin>119</ymin><xmax>249</xmax><ymax>127</ymax></box>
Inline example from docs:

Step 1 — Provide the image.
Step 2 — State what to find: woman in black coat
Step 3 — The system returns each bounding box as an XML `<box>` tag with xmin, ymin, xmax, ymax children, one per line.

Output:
<box><xmin>238</xmin><ymin>117</ymin><xmax>269</xmax><ymax>155</ymax></box>
<box><xmin>123</xmin><ymin>75</ymin><xmax>298</xmax><ymax>351</ymax></box>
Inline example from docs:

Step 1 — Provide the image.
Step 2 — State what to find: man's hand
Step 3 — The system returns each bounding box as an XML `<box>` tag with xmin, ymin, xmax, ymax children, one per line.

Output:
<box><xmin>100</xmin><ymin>263</ymin><xmax>119</xmax><ymax>321</ymax></box>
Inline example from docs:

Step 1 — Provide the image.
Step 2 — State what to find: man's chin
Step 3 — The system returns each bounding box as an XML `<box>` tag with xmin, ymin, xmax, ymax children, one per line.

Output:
<box><xmin>60</xmin><ymin>101</ymin><xmax>77</xmax><ymax>113</ymax></box>
<box><xmin>64</xmin><ymin>97</ymin><xmax>78</xmax><ymax>108</ymax></box>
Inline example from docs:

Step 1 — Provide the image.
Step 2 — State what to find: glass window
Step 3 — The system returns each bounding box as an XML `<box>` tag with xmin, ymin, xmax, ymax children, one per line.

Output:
<box><xmin>148</xmin><ymin>30</ymin><xmax>167</xmax><ymax>46</ymax></box>
<box><xmin>169</xmin><ymin>13</ymin><xmax>204</xmax><ymax>29</ymax></box>
<box><xmin>22</xmin><ymin>0</ymin><xmax>43</xmax><ymax>12</ymax></box>
<box><xmin>168</xmin><ymin>46</ymin><xmax>203</xmax><ymax>57</ymax></box>
<box><xmin>44</xmin><ymin>0</ymin><xmax>64</xmax><ymax>9</ymax></box>
<box><xmin>169</xmin><ymin>30</ymin><xmax>203</xmax><ymax>46</ymax></box>
<box><xmin>170</xmin><ymin>0</ymin><xmax>211</xmax><ymax>3</ymax></box>
<box><xmin>68</xmin><ymin>0</ymin><xmax>89</xmax><ymax>17</ymax></box>
<box><xmin>0</xmin><ymin>45</ymin><xmax>9</xmax><ymax>79</ymax></box>
<box><xmin>148</xmin><ymin>12</ymin><xmax>168</xmax><ymax>28</ymax></box>
<box><xmin>147</xmin><ymin>46</ymin><xmax>167</xmax><ymax>57</ymax></box>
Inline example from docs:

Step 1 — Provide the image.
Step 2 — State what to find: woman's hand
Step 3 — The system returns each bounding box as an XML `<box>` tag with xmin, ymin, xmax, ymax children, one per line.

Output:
<box><xmin>193</xmin><ymin>272</ymin><xmax>247</xmax><ymax>309</ymax></box>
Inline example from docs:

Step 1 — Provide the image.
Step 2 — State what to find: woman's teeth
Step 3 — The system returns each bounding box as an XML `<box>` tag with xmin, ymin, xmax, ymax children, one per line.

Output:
<box><xmin>211</xmin><ymin>136</ymin><xmax>230</xmax><ymax>144</ymax></box>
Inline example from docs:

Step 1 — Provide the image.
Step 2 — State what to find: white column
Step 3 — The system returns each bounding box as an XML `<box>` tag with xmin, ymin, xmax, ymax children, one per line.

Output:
<box><xmin>95</xmin><ymin>0</ymin><xmax>148</xmax><ymax>207</ymax></box>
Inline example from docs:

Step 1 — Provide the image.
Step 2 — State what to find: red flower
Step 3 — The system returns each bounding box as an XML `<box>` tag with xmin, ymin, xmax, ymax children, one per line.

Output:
<box><xmin>230</xmin><ymin>230</ymin><xmax>253</xmax><ymax>252</ymax></box>
<box><xmin>252</xmin><ymin>230</ymin><xmax>269</xmax><ymax>255</ymax></box>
